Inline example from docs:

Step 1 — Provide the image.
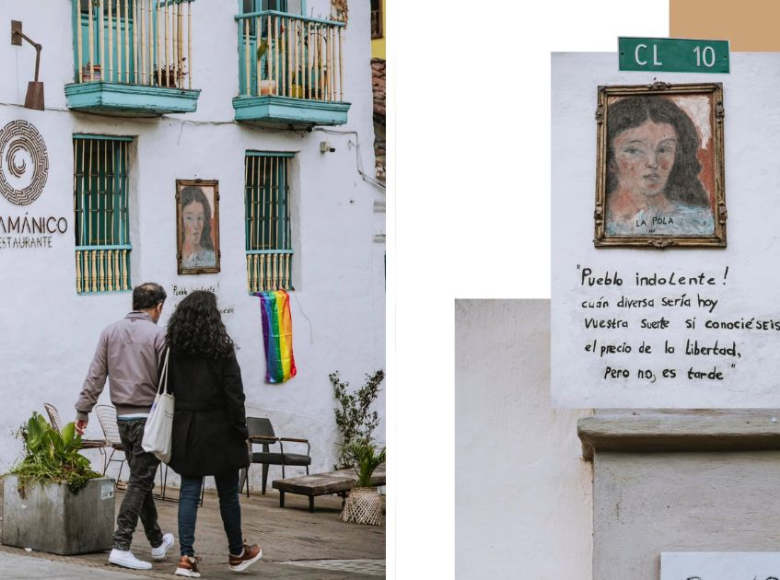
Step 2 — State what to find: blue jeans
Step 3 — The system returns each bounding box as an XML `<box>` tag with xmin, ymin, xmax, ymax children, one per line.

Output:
<box><xmin>179</xmin><ymin>470</ymin><xmax>243</xmax><ymax>557</ymax></box>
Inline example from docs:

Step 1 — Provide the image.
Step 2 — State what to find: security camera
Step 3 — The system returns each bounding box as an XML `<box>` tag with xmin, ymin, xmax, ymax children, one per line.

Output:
<box><xmin>320</xmin><ymin>141</ymin><xmax>336</xmax><ymax>153</ymax></box>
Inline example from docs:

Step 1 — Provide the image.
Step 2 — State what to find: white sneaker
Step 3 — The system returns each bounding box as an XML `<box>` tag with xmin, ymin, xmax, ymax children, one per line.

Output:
<box><xmin>109</xmin><ymin>548</ymin><xmax>153</xmax><ymax>570</ymax></box>
<box><xmin>151</xmin><ymin>532</ymin><xmax>175</xmax><ymax>560</ymax></box>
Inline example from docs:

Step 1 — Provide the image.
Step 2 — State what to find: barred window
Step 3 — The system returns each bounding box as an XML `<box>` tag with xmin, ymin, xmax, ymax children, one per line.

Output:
<box><xmin>371</xmin><ymin>0</ymin><xmax>383</xmax><ymax>39</ymax></box>
<box><xmin>73</xmin><ymin>135</ymin><xmax>132</xmax><ymax>294</ymax></box>
<box><xmin>244</xmin><ymin>152</ymin><xmax>294</xmax><ymax>292</ymax></box>
<box><xmin>242</xmin><ymin>0</ymin><xmax>290</xmax><ymax>13</ymax></box>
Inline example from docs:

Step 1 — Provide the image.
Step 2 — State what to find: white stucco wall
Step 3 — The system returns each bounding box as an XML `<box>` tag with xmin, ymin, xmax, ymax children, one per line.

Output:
<box><xmin>0</xmin><ymin>0</ymin><xmax>385</xmax><ymax>484</ymax></box>
<box><xmin>552</xmin><ymin>52</ymin><xmax>780</xmax><ymax>408</ymax></box>
<box><xmin>455</xmin><ymin>300</ymin><xmax>592</xmax><ymax>580</ymax></box>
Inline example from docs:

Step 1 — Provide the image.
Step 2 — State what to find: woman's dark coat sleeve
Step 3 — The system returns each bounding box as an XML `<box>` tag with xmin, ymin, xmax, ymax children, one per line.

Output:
<box><xmin>223</xmin><ymin>353</ymin><xmax>249</xmax><ymax>440</ymax></box>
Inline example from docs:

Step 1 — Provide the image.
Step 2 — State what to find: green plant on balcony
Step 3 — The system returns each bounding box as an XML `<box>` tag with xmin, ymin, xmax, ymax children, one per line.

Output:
<box><xmin>154</xmin><ymin>58</ymin><xmax>187</xmax><ymax>89</ymax></box>
<box><xmin>256</xmin><ymin>39</ymin><xmax>277</xmax><ymax>95</ymax></box>
<box><xmin>256</xmin><ymin>32</ymin><xmax>304</xmax><ymax>97</ymax></box>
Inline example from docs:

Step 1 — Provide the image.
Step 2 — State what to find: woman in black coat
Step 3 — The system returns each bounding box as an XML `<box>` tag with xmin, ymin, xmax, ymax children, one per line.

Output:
<box><xmin>165</xmin><ymin>291</ymin><xmax>262</xmax><ymax>578</ymax></box>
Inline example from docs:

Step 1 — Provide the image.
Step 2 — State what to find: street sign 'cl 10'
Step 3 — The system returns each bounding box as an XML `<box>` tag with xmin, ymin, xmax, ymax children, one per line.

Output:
<box><xmin>618</xmin><ymin>37</ymin><xmax>729</xmax><ymax>74</ymax></box>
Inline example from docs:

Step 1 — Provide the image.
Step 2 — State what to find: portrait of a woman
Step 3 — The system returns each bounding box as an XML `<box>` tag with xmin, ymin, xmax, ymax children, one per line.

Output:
<box><xmin>177</xmin><ymin>182</ymin><xmax>219</xmax><ymax>273</ymax></box>
<box><xmin>603</xmin><ymin>95</ymin><xmax>716</xmax><ymax>238</ymax></box>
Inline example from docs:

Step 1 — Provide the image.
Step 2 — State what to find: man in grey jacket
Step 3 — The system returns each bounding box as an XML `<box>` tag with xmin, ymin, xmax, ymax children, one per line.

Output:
<box><xmin>75</xmin><ymin>282</ymin><xmax>174</xmax><ymax>571</ymax></box>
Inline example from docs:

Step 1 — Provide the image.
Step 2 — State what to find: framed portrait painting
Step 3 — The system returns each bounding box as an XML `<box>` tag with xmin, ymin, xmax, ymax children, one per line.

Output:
<box><xmin>593</xmin><ymin>82</ymin><xmax>726</xmax><ymax>248</ymax></box>
<box><xmin>176</xmin><ymin>179</ymin><xmax>220</xmax><ymax>274</ymax></box>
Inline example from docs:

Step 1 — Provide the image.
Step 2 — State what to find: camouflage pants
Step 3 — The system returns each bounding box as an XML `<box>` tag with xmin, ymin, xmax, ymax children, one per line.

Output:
<box><xmin>113</xmin><ymin>419</ymin><xmax>164</xmax><ymax>551</ymax></box>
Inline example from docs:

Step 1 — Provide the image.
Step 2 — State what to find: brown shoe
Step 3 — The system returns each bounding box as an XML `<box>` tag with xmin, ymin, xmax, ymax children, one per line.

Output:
<box><xmin>175</xmin><ymin>555</ymin><xmax>202</xmax><ymax>578</ymax></box>
<box><xmin>228</xmin><ymin>543</ymin><xmax>262</xmax><ymax>572</ymax></box>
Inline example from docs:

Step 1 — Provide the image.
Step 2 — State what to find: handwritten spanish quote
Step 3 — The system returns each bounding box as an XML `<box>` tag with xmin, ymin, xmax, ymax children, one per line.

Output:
<box><xmin>575</xmin><ymin>264</ymin><xmax>779</xmax><ymax>385</ymax></box>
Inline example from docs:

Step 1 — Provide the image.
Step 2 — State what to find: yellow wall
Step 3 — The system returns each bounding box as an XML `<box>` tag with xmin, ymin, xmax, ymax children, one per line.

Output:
<box><xmin>671</xmin><ymin>0</ymin><xmax>780</xmax><ymax>51</ymax></box>
<box><xmin>371</xmin><ymin>0</ymin><xmax>386</xmax><ymax>60</ymax></box>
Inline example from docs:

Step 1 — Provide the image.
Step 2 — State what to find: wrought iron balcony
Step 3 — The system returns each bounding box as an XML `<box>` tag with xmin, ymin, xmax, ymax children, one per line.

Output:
<box><xmin>65</xmin><ymin>0</ymin><xmax>201</xmax><ymax>117</ymax></box>
<box><xmin>233</xmin><ymin>10</ymin><xmax>350</xmax><ymax>126</ymax></box>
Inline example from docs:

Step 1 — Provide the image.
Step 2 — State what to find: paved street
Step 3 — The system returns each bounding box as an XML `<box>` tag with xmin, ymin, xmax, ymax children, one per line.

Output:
<box><xmin>0</xmin><ymin>482</ymin><xmax>385</xmax><ymax>579</ymax></box>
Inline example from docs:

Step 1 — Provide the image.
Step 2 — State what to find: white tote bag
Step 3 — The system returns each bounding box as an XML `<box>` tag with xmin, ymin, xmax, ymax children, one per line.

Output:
<box><xmin>142</xmin><ymin>348</ymin><xmax>175</xmax><ymax>463</ymax></box>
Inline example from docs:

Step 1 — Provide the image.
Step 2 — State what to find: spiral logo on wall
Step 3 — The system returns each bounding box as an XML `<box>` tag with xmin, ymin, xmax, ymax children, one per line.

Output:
<box><xmin>0</xmin><ymin>120</ymin><xmax>48</xmax><ymax>206</ymax></box>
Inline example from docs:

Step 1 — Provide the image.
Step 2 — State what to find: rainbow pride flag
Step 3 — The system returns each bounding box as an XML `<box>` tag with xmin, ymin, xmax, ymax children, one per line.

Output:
<box><xmin>254</xmin><ymin>290</ymin><xmax>297</xmax><ymax>383</ymax></box>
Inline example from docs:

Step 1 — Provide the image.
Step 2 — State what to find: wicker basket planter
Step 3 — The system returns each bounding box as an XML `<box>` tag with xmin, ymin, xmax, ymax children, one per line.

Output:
<box><xmin>341</xmin><ymin>486</ymin><xmax>382</xmax><ymax>526</ymax></box>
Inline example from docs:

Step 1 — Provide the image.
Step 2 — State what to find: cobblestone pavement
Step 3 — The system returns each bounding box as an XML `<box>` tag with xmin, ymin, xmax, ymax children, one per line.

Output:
<box><xmin>282</xmin><ymin>559</ymin><xmax>386</xmax><ymax>576</ymax></box>
<box><xmin>0</xmin><ymin>483</ymin><xmax>385</xmax><ymax>579</ymax></box>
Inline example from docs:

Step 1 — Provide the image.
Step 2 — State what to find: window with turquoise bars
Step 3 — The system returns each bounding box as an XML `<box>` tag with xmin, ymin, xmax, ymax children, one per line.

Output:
<box><xmin>244</xmin><ymin>153</ymin><xmax>294</xmax><ymax>292</ymax></box>
<box><xmin>74</xmin><ymin>0</ymin><xmax>194</xmax><ymax>86</ymax></box>
<box><xmin>241</xmin><ymin>1</ymin><xmax>303</xmax><ymax>16</ymax></box>
<box><xmin>73</xmin><ymin>136</ymin><xmax>132</xmax><ymax>294</ymax></box>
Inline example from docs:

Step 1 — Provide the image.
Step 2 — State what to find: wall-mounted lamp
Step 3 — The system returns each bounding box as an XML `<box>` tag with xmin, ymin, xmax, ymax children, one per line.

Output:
<box><xmin>11</xmin><ymin>21</ymin><xmax>44</xmax><ymax>111</ymax></box>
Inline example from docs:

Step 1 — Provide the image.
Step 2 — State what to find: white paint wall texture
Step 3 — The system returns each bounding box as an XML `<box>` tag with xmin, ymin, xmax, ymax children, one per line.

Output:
<box><xmin>552</xmin><ymin>52</ymin><xmax>780</xmax><ymax>408</ymax></box>
<box><xmin>455</xmin><ymin>300</ymin><xmax>592</xmax><ymax>580</ymax></box>
<box><xmin>0</xmin><ymin>0</ymin><xmax>385</xmax><ymax>486</ymax></box>
<box><xmin>594</xmin><ymin>449</ymin><xmax>780</xmax><ymax>580</ymax></box>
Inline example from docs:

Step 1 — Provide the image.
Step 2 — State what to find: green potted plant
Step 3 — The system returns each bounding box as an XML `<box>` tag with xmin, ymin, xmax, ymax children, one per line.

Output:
<box><xmin>290</xmin><ymin>75</ymin><xmax>304</xmax><ymax>98</ymax></box>
<box><xmin>341</xmin><ymin>441</ymin><xmax>386</xmax><ymax>526</ymax></box>
<box><xmin>3</xmin><ymin>412</ymin><xmax>115</xmax><ymax>555</ymax></box>
<box><xmin>331</xmin><ymin>369</ymin><xmax>384</xmax><ymax>469</ymax></box>
<box><xmin>257</xmin><ymin>39</ymin><xmax>277</xmax><ymax>96</ymax></box>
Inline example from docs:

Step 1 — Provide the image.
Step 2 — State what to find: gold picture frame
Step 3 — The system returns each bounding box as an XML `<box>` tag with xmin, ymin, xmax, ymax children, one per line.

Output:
<box><xmin>594</xmin><ymin>82</ymin><xmax>726</xmax><ymax>248</ymax></box>
<box><xmin>176</xmin><ymin>179</ymin><xmax>220</xmax><ymax>274</ymax></box>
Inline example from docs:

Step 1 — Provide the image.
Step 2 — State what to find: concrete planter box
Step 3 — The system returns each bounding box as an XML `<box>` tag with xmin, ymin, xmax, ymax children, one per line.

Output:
<box><xmin>2</xmin><ymin>475</ymin><xmax>115</xmax><ymax>555</ymax></box>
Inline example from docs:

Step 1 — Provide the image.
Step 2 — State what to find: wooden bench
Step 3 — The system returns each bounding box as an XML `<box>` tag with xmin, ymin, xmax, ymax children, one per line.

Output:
<box><xmin>272</xmin><ymin>464</ymin><xmax>386</xmax><ymax>512</ymax></box>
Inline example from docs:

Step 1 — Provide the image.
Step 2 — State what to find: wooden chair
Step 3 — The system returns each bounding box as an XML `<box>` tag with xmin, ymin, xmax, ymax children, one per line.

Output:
<box><xmin>244</xmin><ymin>417</ymin><xmax>311</xmax><ymax>497</ymax></box>
<box><xmin>43</xmin><ymin>403</ymin><xmax>107</xmax><ymax>468</ymax></box>
<box><xmin>95</xmin><ymin>405</ymin><xmax>127</xmax><ymax>481</ymax></box>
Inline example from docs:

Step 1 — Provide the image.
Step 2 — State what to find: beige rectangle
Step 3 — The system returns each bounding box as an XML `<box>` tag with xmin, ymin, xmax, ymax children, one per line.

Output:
<box><xmin>671</xmin><ymin>0</ymin><xmax>780</xmax><ymax>51</ymax></box>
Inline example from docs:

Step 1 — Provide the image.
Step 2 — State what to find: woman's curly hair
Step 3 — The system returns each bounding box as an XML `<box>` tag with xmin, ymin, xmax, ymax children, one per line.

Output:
<box><xmin>166</xmin><ymin>290</ymin><xmax>234</xmax><ymax>359</ymax></box>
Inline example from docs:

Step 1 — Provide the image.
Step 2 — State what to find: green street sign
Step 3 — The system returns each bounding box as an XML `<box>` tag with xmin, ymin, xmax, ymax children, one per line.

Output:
<box><xmin>618</xmin><ymin>37</ymin><xmax>729</xmax><ymax>73</ymax></box>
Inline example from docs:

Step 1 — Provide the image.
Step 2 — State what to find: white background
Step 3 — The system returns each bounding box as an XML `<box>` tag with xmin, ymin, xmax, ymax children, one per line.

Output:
<box><xmin>391</xmin><ymin>1</ymin><xmax>667</xmax><ymax>578</ymax></box>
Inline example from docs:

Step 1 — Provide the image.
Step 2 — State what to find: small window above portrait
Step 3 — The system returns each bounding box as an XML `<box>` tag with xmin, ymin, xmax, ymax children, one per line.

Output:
<box><xmin>594</xmin><ymin>82</ymin><xmax>726</xmax><ymax>248</ymax></box>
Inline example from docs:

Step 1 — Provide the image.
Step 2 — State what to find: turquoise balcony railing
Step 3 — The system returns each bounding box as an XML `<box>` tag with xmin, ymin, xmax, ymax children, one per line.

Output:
<box><xmin>233</xmin><ymin>10</ymin><xmax>350</xmax><ymax>126</ymax></box>
<box><xmin>65</xmin><ymin>0</ymin><xmax>201</xmax><ymax>117</ymax></box>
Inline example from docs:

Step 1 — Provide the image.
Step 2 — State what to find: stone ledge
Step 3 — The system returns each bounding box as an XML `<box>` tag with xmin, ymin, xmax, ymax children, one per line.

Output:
<box><xmin>578</xmin><ymin>409</ymin><xmax>780</xmax><ymax>460</ymax></box>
